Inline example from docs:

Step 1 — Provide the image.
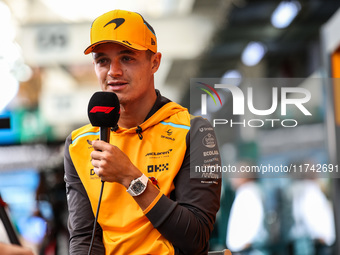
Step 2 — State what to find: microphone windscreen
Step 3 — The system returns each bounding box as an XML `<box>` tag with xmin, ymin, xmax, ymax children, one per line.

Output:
<box><xmin>88</xmin><ymin>92</ymin><xmax>120</xmax><ymax>127</ymax></box>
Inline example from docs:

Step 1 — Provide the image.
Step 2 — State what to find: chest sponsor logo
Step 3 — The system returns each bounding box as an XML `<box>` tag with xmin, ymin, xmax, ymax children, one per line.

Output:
<box><xmin>201</xmin><ymin>173</ymin><xmax>220</xmax><ymax>179</ymax></box>
<box><xmin>87</xmin><ymin>139</ymin><xmax>94</xmax><ymax>149</ymax></box>
<box><xmin>204</xmin><ymin>157</ymin><xmax>220</xmax><ymax>164</ymax></box>
<box><xmin>203</xmin><ymin>150</ymin><xmax>219</xmax><ymax>157</ymax></box>
<box><xmin>202</xmin><ymin>133</ymin><xmax>216</xmax><ymax>148</ymax></box>
<box><xmin>86</xmin><ymin>139</ymin><xmax>99</xmax><ymax>149</ymax></box>
<box><xmin>145</xmin><ymin>149</ymin><xmax>173</xmax><ymax>159</ymax></box>
<box><xmin>148</xmin><ymin>163</ymin><xmax>169</xmax><ymax>173</ymax></box>
<box><xmin>161</xmin><ymin>128</ymin><xmax>175</xmax><ymax>141</ymax></box>
<box><xmin>199</xmin><ymin>127</ymin><xmax>214</xmax><ymax>132</ymax></box>
<box><xmin>166</xmin><ymin>129</ymin><xmax>173</xmax><ymax>136</ymax></box>
<box><xmin>161</xmin><ymin>135</ymin><xmax>175</xmax><ymax>141</ymax></box>
<box><xmin>90</xmin><ymin>168</ymin><xmax>100</xmax><ymax>180</ymax></box>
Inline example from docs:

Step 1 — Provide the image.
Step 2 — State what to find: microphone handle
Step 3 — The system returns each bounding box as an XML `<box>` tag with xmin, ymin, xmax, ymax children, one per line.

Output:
<box><xmin>100</xmin><ymin>127</ymin><xmax>110</xmax><ymax>143</ymax></box>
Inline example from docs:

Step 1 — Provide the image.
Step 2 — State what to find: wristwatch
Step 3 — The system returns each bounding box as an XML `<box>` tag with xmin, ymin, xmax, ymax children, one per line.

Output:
<box><xmin>126</xmin><ymin>174</ymin><xmax>148</xmax><ymax>196</ymax></box>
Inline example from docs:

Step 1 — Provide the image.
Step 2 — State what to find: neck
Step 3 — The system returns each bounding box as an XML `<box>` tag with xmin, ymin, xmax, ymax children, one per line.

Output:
<box><xmin>118</xmin><ymin>90</ymin><xmax>157</xmax><ymax>129</ymax></box>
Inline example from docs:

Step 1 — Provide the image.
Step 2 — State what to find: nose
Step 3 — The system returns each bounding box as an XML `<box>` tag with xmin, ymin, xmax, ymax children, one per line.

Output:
<box><xmin>108</xmin><ymin>60</ymin><xmax>123</xmax><ymax>77</ymax></box>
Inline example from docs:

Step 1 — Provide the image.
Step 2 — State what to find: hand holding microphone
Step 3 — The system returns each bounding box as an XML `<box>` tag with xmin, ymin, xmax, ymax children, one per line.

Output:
<box><xmin>88</xmin><ymin>92</ymin><xmax>139</xmax><ymax>186</ymax></box>
<box><xmin>90</xmin><ymin>140</ymin><xmax>139</xmax><ymax>187</ymax></box>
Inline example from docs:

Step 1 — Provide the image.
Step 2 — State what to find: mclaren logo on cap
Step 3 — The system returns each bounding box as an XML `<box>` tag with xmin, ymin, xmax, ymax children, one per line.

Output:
<box><xmin>104</xmin><ymin>18</ymin><xmax>125</xmax><ymax>29</ymax></box>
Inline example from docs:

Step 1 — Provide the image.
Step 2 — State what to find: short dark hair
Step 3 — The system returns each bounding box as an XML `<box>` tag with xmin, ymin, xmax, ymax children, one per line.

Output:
<box><xmin>145</xmin><ymin>49</ymin><xmax>155</xmax><ymax>60</ymax></box>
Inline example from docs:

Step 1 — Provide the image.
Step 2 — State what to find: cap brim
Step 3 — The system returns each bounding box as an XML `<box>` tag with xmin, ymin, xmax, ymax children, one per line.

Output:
<box><xmin>84</xmin><ymin>40</ymin><xmax>148</xmax><ymax>55</ymax></box>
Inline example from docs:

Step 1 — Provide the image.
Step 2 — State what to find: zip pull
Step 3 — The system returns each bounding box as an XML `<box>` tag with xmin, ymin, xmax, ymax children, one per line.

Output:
<box><xmin>136</xmin><ymin>126</ymin><xmax>143</xmax><ymax>140</ymax></box>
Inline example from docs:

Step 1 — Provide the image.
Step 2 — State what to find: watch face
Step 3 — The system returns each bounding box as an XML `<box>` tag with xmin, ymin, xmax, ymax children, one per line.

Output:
<box><xmin>132</xmin><ymin>180</ymin><xmax>145</xmax><ymax>193</ymax></box>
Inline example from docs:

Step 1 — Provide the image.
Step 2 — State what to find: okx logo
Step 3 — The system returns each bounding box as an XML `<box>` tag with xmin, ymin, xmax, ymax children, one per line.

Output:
<box><xmin>148</xmin><ymin>163</ymin><xmax>169</xmax><ymax>173</ymax></box>
<box><xmin>196</xmin><ymin>82</ymin><xmax>223</xmax><ymax>115</ymax></box>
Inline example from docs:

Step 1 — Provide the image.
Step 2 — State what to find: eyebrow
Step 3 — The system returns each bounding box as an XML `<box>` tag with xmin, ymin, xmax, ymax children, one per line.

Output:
<box><xmin>119</xmin><ymin>49</ymin><xmax>137</xmax><ymax>55</ymax></box>
<box><xmin>92</xmin><ymin>52</ymin><xmax>106</xmax><ymax>60</ymax></box>
<box><xmin>93</xmin><ymin>49</ymin><xmax>137</xmax><ymax>60</ymax></box>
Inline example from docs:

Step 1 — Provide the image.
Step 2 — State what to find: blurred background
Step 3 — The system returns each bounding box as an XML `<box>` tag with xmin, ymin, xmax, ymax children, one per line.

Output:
<box><xmin>1</xmin><ymin>0</ymin><xmax>340</xmax><ymax>254</ymax></box>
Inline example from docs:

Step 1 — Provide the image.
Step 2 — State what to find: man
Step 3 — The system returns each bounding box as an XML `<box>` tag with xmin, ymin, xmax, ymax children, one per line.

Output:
<box><xmin>64</xmin><ymin>9</ymin><xmax>221</xmax><ymax>255</ymax></box>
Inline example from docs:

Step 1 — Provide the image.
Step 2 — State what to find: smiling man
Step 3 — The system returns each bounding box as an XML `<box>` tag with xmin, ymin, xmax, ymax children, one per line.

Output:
<box><xmin>64</xmin><ymin>9</ymin><xmax>221</xmax><ymax>255</ymax></box>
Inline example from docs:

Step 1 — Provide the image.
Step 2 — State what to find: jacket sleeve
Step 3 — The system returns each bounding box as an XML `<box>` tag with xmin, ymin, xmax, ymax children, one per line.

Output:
<box><xmin>64</xmin><ymin>135</ymin><xmax>105</xmax><ymax>255</ymax></box>
<box><xmin>145</xmin><ymin>117</ymin><xmax>222</xmax><ymax>255</ymax></box>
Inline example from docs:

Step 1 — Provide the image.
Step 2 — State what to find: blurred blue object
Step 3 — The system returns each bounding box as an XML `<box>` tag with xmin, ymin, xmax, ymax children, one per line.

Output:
<box><xmin>17</xmin><ymin>215</ymin><xmax>47</xmax><ymax>244</ymax></box>
<box><xmin>0</xmin><ymin>169</ymin><xmax>41</xmax><ymax>239</ymax></box>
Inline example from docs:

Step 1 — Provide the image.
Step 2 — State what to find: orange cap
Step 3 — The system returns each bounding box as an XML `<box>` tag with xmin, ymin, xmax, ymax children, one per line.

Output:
<box><xmin>84</xmin><ymin>10</ymin><xmax>157</xmax><ymax>54</ymax></box>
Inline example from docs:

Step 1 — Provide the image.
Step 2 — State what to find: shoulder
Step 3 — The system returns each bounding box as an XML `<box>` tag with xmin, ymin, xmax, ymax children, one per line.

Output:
<box><xmin>68</xmin><ymin>124</ymin><xmax>98</xmax><ymax>146</ymax></box>
<box><xmin>189</xmin><ymin>115</ymin><xmax>217</xmax><ymax>144</ymax></box>
<box><xmin>156</xmin><ymin>102</ymin><xmax>191</xmax><ymax>130</ymax></box>
<box><xmin>190</xmin><ymin>115</ymin><xmax>214</xmax><ymax>130</ymax></box>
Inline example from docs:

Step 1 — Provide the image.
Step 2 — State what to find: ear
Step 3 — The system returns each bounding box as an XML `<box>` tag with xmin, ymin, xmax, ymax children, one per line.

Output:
<box><xmin>151</xmin><ymin>52</ymin><xmax>162</xmax><ymax>74</ymax></box>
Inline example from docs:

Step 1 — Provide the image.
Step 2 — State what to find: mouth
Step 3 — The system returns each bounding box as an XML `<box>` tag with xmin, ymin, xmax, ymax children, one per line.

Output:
<box><xmin>106</xmin><ymin>80</ymin><xmax>128</xmax><ymax>91</ymax></box>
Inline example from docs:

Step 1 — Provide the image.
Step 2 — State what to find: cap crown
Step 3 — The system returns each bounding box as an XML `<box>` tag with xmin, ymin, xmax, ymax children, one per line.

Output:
<box><xmin>84</xmin><ymin>10</ymin><xmax>157</xmax><ymax>54</ymax></box>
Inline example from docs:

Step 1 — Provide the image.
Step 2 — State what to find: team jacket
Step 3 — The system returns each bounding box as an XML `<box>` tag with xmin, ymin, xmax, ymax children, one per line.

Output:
<box><xmin>64</xmin><ymin>91</ymin><xmax>222</xmax><ymax>255</ymax></box>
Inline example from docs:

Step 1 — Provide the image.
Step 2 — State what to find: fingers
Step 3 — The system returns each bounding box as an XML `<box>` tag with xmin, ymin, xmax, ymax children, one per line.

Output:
<box><xmin>92</xmin><ymin>139</ymin><xmax>109</xmax><ymax>151</ymax></box>
<box><xmin>91</xmin><ymin>150</ymin><xmax>102</xmax><ymax>161</ymax></box>
<box><xmin>89</xmin><ymin>140</ymin><xmax>135</xmax><ymax>184</ymax></box>
<box><xmin>91</xmin><ymin>160</ymin><xmax>106</xmax><ymax>181</ymax></box>
<box><xmin>90</xmin><ymin>140</ymin><xmax>114</xmax><ymax>181</ymax></box>
<box><xmin>91</xmin><ymin>151</ymin><xmax>106</xmax><ymax>178</ymax></box>
<box><xmin>90</xmin><ymin>140</ymin><xmax>112</xmax><ymax>163</ymax></box>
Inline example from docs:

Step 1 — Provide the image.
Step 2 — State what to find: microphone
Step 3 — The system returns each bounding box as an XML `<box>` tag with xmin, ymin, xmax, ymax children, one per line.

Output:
<box><xmin>88</xmin><ymin>91</ymin><xmax>120</xmax><ymax>142</ymax></box>
<box><xmin>87</xmin><ymin>91</ymin><xmax>120</xmax><ymax>255</ymax></box>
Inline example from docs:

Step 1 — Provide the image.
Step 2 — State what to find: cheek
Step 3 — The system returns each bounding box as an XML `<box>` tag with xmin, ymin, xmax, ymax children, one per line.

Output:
<box><xmin>95</xmin><ymin>68</ymin><xmax>106</xmax><ymax>81</ymax></box>
<box><xmin>94</xmin><ymin>66</ymin><xmax>100</xmax><ymax>78</ymax></box>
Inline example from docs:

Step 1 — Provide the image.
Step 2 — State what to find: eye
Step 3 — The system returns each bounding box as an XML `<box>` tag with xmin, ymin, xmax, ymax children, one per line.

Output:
<box><xmin>96</xmin><ymin>58</ymin><xmax>109</xmax><ymax>66</ymax></box>
<box><xmin>121</xmin><ymin>55</ymin><xmax>134</xmax><ymax>62</ymax></box>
